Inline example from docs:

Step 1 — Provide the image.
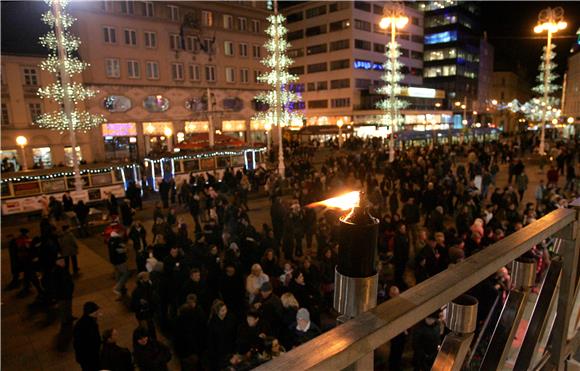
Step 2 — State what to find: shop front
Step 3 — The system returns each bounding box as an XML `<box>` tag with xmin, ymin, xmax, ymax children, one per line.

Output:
<box><xmin>102</xmin><ymin>123</ymin><xmax>139</xmax><ymax>161</ymax></box>
<box><xmin>143</xmin><ymin>122</ymin><xmax>174</xmax><ymax>155</ymax></box>
<box><xmin>221</xmin><ymin>120</ymin><xmax>247</xmax><ymax>141</ymax></box>
<box><xmin>250</xmin><ymin>120</ymin><xmax>268</xmax><ymax>144</ymax></box>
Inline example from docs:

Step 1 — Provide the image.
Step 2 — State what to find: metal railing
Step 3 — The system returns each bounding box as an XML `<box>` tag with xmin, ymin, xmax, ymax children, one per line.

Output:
<box><xmin>257</xmin><ymin>199</ymin><xmax>580</xmax><ymax>371</ymax></box>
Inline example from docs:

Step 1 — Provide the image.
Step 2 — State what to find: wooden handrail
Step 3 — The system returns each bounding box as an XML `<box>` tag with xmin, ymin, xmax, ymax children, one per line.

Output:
<box><xmin>256</xmin><ymin>207</ymin><xmax>577</xmax><ymax>371</ymax></box>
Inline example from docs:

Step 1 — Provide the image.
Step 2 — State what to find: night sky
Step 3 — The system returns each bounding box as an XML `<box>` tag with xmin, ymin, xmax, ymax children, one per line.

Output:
<box><xmin>3</xmin><ymin>1</ymin><xmax>580</xmax><ymax>85</ymax></box>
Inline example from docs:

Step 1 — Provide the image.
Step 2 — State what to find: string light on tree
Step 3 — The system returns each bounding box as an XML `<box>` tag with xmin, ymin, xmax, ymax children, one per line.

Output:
<box><xmin>253</xmin><ymin>4</ymin><xmax>303</xmax><ymax>178</ymax></box>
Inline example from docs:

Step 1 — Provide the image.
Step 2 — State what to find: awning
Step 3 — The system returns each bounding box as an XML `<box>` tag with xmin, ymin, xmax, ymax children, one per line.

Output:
<box><xmin>177</xmin><ymin>133</ymin><xmax>245</xmax><ymax>150</ymax></box>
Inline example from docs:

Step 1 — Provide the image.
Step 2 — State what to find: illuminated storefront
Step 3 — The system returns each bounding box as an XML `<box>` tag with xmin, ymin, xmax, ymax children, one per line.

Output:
<box><xmin>102</xmin><ymin>123</ymin><xmax>139</xmax><ymax>161</ymax></box>
<box><xmin>143</xmin><ymin>122</ymin><xmax>174</xmax><ymax>154</ymax></box>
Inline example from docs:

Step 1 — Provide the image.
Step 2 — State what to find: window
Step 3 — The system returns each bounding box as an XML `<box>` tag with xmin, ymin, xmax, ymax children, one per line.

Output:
<box><xmin>292</xmin><ymin>83</ymin><xmax>306</xmax><ymax>92</ymax></box>
<box><xmin>202</xmin><ymin>11</ymin><xmax>213</xmax><ymax>26</ymax></box>
<box><xmin>400</xmin><ymin>48</ymin><xmax>410</xmax><ymax>57</ymax></box>
<box><xmin>355</xmin><ymin>19</ymin><xmax>371</xmax><ymax>32</ymax></box>
<box><xmin>225</xmin><ymin>67</ymin><xmax>235</xmax><ymax>82</ymax></box>
<box><xmin>412</xmin><ymin>17</ymin><xmax>420</xmax><ymax>26</ymax></box>
<box><xmin>287</xmin><ymin>12</ymin><xmax>303</xmax><ymax>23</ymax></box>
<box><xmin>124</xmin><ymin>29</ymin><xmax>137</xmax><ymax>46</ymax></box>
<box><xmin>202</xmin><ymin>39</ymin><xmax>215</xmax><ymax>54</ymax></box>
<box><xmin>424</xmin><ymin>65</ymin><xmax>456</xmax><ymax>77</ymax></box>
<box><xmin>373</xmin><ymin>4</ymin><xmax>383</xmax><ymax>14</ymax></box>
<box><xmin>411</xmin><ymin>35</ymin><xmax>423</xmax><ymax>43</ymax></box>
<box><xmin>288</xmin><ymin>48</ymin><xmax>304</xmax><ymax>58</ymax></box>
<box><xmin>127</xmin><ymin>60</ymin><xmax>140</xmax><ymax>78</ymax></box>
<box><xmin>354</xmin><ymin>1</ymin><xmax>371</xmax><ymax>12</ymax></box>
<box><xmin>399</xmin><ymin>34</ymin><xmax>409</xmax><ymax>40</ymax></box>
<box><xmin>305</xmin><ymin>25</ymin><xmax>326</xmax><ymax>37</ymax></box>
<box><xmin>331</xmin><ymin>98</ymin><xmax>350</xmax><ymax>108</ymax></box>
<box><xmin>170</xmin><ymin>34</ymin><xmax>181</xmax><ymax>50</ymax></box>
<box><xmin>172</xmin><ymin>63</ymin><xmax>184</xmax><ymax>80</ymax></box>
<box><xmin>144</xmin><ymin>31</ymin><xmax>157</xmax><ymax>48</ymax></box>
<box><xmin>307</xmin><ymin>82</ymin><xmax>316</xmax><ymax>91</ymax></box>
<box><xmin>355</xmin><ymin>39</ymin><xmax>371</xmax><ymax>50</ymax></box>
<box><xmin>305</xmin><ymin>5</ymin><xmax>326</xmax><ymax>19</ymax></box>
<box><xmin>240</xmin><ymin>68</ymin><xmax>249</xmax><ymax>83</ymax></box>
<box><xmin>411</xmin><ymin>51</ymin><xmax>423</xmax><ymax>60</ymax></box>
<box><xmin>425</xmin><ymin>31</ymin><xmax>457</xmax><ymax>45</ymax></box>
<box><xmin>425</xmin><ymin>13</ymin><xmax>458</xmax><ymax>28</ymax></box>
<box><xmin>251</xmin><ymin>19</ymin><xmax>260</xmax><ymax>33</ymax></box>
<box><xmin>188</xmin><ymin>64</ymin><xmax>200</xmax><ymax>81</ymax></box>
<box><xmin>146</xmin><ymin>61</ymin><xmax>159</xmax><ymax>79</ymax></box>
<box><xmin>120</xmin><ymin>0</ymin><xmax>134</xmax><ymax>14</ymax></box>
<box><xmin>330</xmin><ymin>78</ymin><xmax>349</xmax><ymax>89</ymax></box>
<box><xmin>373</xmin><ymin>43</ymin><xmax>385</xmax><ymax>54</ymax></box>
<box><xmin>223</xmin><ymin>14</ymin><xmax>233</xmax><ymax>29</ymax></box>
<box><xmin>144</xmin><ymin>1</ymin><xmax>154</xmax><ymax>17</ymax></box>
<box><xmin>252</xmin><ymin>45</ymin><xmax>261</xmax><ymax>58</ymax></box>
<box><xmin>306</xmin><ymin>44</ymin><xmax>327</xmax><ymax>55</ymax></box>
<box><xmin>1</xmin><ymin>103</ymin><xmax>9</xmax><ymax>125</ymax></box>
<box><xmin>329</xmin><ymin>39</ymin><xmax>349</xmax><ymax>51</ymax></box>
<box><xmin>307</xmin><ymin>62</ymin><xmax>327</xmax><ymax>73</ymax></box>
<box><xmin>329</xmin><ymin>19</ymin><xmax>350</xmax><ymax>32</ymax></box>
<box><xmin>308</xmin><ymin>100</ymin><xmax>328</xmax><ymax>109</ymax></box>
<box><xmin>288</xmin><ymin>66</ymin><xmax>305</xmax><ymax>75</ymax></box>
<box><xmin>168</xmin><ymin>5</ymin><xmax>179</xmax><ymax>21</ymax></box>
<box><xmin>101</xmin><ymin>0</ymin><xmax>113</xmax><ymax>12</ymax></box>
<box><xmin>105</xmin><ymin>58</ymin><xmax>120</xmax><ymax>78</ymax></box>
<box><xmin>224</xmin><ymin>41</ymin><xmax>234</xmax><ymax>56</ymax></box>
<box><xmin>237</xmin><ymin>17</ymin><xmax>247</xmax><ymax>31</ymax></box>
<box><xmin>239</xmin><ymin>43</ymin><xmax>248</xmax><ymax>57</ymax></box>
<box><xmin>288</xmin><ymin>30</ymin><xmax>304</xmax><ymax>41</ymax></box>
<box><xmin>103</xmin><ymin>26</ymin><xmax>117</xmax><ymax>44</ymax></box>
<box><xmin>254</xmin><ymin>70</ymin><xmax>261</xmax><ymax>83</ymax></box>
<box><xmin>186</xmin><ymin>36</ymin><xmax>198</xmax><ymax>52</ymax></box>
<box><xmin>22</xmin><ymin>68</ymin><xmax>38</xmax><ymax>86</ymax></box>
<box><xmin>355</xmin><ymin>78</ymin><xmax>371</xmax><ymax>88</ymax></box>
<box><xmin>205</xmin><ymin>65</ymin><xmax>216</xmax><ymax>81</ymax></box>
<box><xmin>317</xmin><ymin>81</ymin><xmax>328</xmax><ymax>90</ymax></box>
<box><xmin>329</xmin><ymin>2</ymin><xmax>349</xmax><ymax>12</ymax></box>
<box><xmin>28</xmin><ymin>103</ymin><xmax>42</xmax><ymax>122</ymax></box>
<box><xmin>330</xmin><ymin>59</ymin><xmax>349</xmax><ymax>70</ymax></box>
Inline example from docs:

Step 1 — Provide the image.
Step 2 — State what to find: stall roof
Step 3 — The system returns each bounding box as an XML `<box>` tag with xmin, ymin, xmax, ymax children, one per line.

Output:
<box><xmin>177</xmin><ymin>133</ymin><xmax>245</xmax><ymax>150</ymax></box>
<box><xmin>299</xmin><ymin>125</ymin><xmax>355</xmax><ymax>135</ymax></box>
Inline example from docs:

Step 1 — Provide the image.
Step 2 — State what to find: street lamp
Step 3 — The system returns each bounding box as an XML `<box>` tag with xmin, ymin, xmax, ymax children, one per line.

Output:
<box><xmin>567</xmin><ymin>117</ymin><xmax>575</xmax><ymax>124</ymax></box>
<box><xmin>534</xmin><ymin>6</ymin><xmax>566</xmax><ymax>155</ymax></box>
<box><xmin>16</xmin><ymin>136</ymin><xmax>28</xmax><ymax>171</ymax></box>
<box><xmin>164</xmin><ymin>127</ymin><xmax>173</xmax><ymax>152</ymax></box>
<box><xmin>380</xmin><ymin>4</ymin><xmax>408</xmax><ymax>163</ymax></box>
<box><xmin>337</xmin><ymin>118</ymin><xmax>344</xmax><ymax>149</ymax></box>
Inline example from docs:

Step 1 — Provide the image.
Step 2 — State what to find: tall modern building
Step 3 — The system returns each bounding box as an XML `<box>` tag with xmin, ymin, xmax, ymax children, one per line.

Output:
<box><xmin>283</xmin><ymin>1</ymin><xmax>452</xmax><ymax>139</ymax></box>
<box><xmin>1</xmin><ymin>1</ymin><xmax>270</xmax><ymax>166</ymax></box>
<box><xmin>420</xmin><ymin>1</ymin><xmax>485</xmax><ymax>125</ymax></box>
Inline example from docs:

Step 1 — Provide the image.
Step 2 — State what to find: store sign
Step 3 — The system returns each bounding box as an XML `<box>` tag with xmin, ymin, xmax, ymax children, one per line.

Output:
<box><xmin>354</xmin><ymin>59</ymin><xmax>383</xmax><ymax>70</ymax></box>
<box><xmin>184</xmin><ymin>121</ymin><xmax>209</xmax><ymax>133</ymax></box>
<box><xmin>143</xmin><ymin>122</ymin><xmax>173</xmax><ymax>136</ymax></box>
<box><xmin>401</xmin><ymin>87</ymin><xmax>445</xmax><ymax>99</ymax></box>
<box><xmin>102</xmin><ymin>123</ymin><xmax>137</xmax><ymax>137</ymax></box>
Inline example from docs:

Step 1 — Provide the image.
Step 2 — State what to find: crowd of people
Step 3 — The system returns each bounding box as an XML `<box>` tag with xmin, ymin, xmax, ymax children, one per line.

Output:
<box><xmin>4</xmin><ymin>136</ymin><xmax>579</xmax><ymax>371</ymax></box>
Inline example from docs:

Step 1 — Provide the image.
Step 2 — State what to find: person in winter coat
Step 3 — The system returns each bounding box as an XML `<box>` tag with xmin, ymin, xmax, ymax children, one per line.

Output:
<box><xmin>59</xmin><ymin>225</ymin><xmax>79</xmax><ymax>274</ymax></box>
<box><xmin>108</xmin><ymin>231</ymin><xmax>130</xmax><ymax>298</ymax></box>
<box><xmin>132</xmin><ymin>326</ymin><xmax>172</xmax><ymax>371</ymax></box>
<box><xmin>73</xmin><ymin>301</ymin><xmax>102</xmax><ymax>371</ymax></box>
<box><xmin>174</xmin><ymin>294</ymin><xmax>207</xmax><ymax>371</ymax></box>
<box><xmin>207</xmin><ymin>300</ymin><xmax>237</xmax><ymax>371</ymax></box>
<box><xmin>130</xmin><ymin>272</ymin><xmax>158</xmax><ymax>339</ymax></box>
<box><xmin>246</xmin><ymin>264</ymin><xmax>269</xmax><ymax>304</ymax></box>
<box><xmin>290</xmin><ymin>308</ymin><xmax>321</xmax><ymax>348</ymax></box>
<box><xmin>52</xmin><ymin>256</ymin><xmax>75</xmax><ymax>331</ymax></box>
<box><xmin>392</xmin><ymin>223</ymin><xmax>410</xmax><ymax>289</ymax></box>
<box><xmin>236</xmin><ymin>309</ymin><xmax>270</xmax><ymax>354</ymax></box>
<box><xmin>218</xmin><ymin>264</ymin><xmax>246</xmax><ymax>321</ymax></box>
<box><xmin>100</xmin><ymin>328</ymin><xmax>133</xmax><ymax>371</ymax></box>
<box><xmin>412</xmin><ymin>312</ymin><xmax>442</xmax><ymax>371</ymax></box>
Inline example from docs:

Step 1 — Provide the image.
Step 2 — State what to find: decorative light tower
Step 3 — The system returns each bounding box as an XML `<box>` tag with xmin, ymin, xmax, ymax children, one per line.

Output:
<box><xmin>35</xmin><ymin>0</ymin><xmax>105</xmax><ymax>192</ymax></box>
<box><xmin>533</xmin><ymin>6</ymin><xmax>567</xmax><ymax>155</ymax></box>
<box><xmin>253</xmin><ymin>0</ymin><xmax>303</xmax><ymax>178</ymax></box>
<box><xmin>378</xmin><ymin>4</ymin><xmax>409</xmax><ymax>163</ymax></box>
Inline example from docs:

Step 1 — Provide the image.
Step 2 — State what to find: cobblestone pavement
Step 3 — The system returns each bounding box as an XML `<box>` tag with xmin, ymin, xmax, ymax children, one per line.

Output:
<box><xmin>1</xmin><ymin>151</ymin><xmax>561</xmax><ymax>371</ymax></box>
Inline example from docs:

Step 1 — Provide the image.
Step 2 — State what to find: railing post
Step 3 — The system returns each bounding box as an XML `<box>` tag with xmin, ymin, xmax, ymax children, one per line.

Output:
<box><xmin>550</xmin><ymin>199</ymin><xmax>580</xmax><ymax>369</ymax></box>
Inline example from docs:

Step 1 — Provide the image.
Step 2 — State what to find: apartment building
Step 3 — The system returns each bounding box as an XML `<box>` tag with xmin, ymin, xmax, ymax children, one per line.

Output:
<box><xmin>1</xmin><ymin>1</ymin><xmax>270</xmax><ymax>165</ymax></box>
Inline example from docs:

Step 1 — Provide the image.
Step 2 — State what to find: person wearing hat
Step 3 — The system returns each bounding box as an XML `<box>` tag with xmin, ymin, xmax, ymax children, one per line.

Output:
<box><xmin>73</xmin><ymin>301</ymin><xmax>102</xmax><ymax>371</ymax></box>
<box><xmin>290</xmin><ymin>308</ymin><xmax>321</xmax><ymax>348</ymax></box>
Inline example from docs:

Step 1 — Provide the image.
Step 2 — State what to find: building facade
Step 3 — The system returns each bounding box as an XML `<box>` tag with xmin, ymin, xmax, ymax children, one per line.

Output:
<box><xmin>564</xmin><ymin>51</ymin><xmax>580</xmax><ymax>127</ymax></box>
<box><xmin>1</xmin><ymin>1</ymin><xmax>271</xmax><ymax>167</ymax></box>
<box><xmin>491</xmin><ymin>71</ymin><xmax>531</xmax><ymax>132</ymax></box>
<box><xmin>283</xmin><ymin>1</ymin><xmax>447</xmax><ymax>137</ymax></box>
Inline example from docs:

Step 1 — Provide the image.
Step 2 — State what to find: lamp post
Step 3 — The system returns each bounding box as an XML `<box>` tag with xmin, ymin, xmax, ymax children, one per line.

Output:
<box><xmin>164</xmin><ymin>127</ymin><xmax>173</xmax><ymax>153</ymax></box>
<box><xmin>265</xmin><ymin>122</ymin><xmax>272</xmax><ymax>152</ymax></box>
<box><xmin>16</xmin><ymin>136</ymin><xmax>28</xmax><ymax>171</ymax></box>
<box><xmin>337</xmin><ymin>118</ymin><xmax>344</xmax><ymax>149</ymax></box>
<box><xmin>534</xmin><ymin>6</ymin><xmax>566</xmax><ymax>155</ymax></box>
<box><xmin>380</xmin><ymin>5</ymin><xmax>408</xmax><ymax>163</ymax></box>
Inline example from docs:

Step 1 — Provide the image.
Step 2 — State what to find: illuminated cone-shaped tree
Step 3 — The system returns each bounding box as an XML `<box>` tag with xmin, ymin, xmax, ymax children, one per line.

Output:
<box><xmin>36</xmin><ymin>0</ymin><xmax>105</xmax><ymax>191</ymax></box>
<box><xmin>253</xmin><ymin>11</ymin><xmax>302</xmax><ymax>177</ymax></box>
<box><xmin>377</xmin><ymin>40</ymin><xmax>409</xmax><ymax>162</ymax></box>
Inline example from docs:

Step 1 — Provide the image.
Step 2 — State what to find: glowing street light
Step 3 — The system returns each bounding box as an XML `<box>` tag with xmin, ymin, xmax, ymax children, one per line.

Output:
<box><xmin>534</xmin><ymin>6</ymin><xmax>566</xmax><ymax>155</ymax></box>
<box><xmin>567</xmin><ymin>117</ymin><xmax>574</xmax><ymax>124</ymax></box>
<box><xmin>16</xmin><ymin>136</ymin><xmax>28</xmax><ymax>170</ymax></box>
<box><xmin>380</xmin><ymin>4</ymin><xmax>408</xmax><ymax>163</ymax></box>
<box><xmin>337</xmin><ymin>118</ymin><xmax>344</xmax><ymax>149</ymax></box>
<box><xmin>164</xmin><ymin>127</ymin><xmax>173</xmax><ymax>152</ymax></box>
